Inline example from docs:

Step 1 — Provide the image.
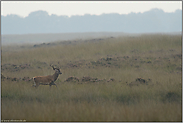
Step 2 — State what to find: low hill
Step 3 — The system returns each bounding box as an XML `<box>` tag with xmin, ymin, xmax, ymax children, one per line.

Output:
<box><xmin>1</xmin><ymin>32</ymin><xmax>133</xmax><ymax>45</ymax></box>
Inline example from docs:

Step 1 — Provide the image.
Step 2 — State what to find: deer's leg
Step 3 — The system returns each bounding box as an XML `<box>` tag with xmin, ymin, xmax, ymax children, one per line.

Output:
<box><xmin>50</xmin><ymin>82</ymin><xmax>57</xmax><ymax>88</ymax></box>
<box><xmin>35</xmin><ymin>82</ymin><xmax>40</xmax><ymax>88</ymax></box>
<box><xmin>32</xmin><ymin>84</ymin><xmax>39</xmax><ymax>88</ymax></box>
<box><xmin>32</xmin><ymin>81</ymin><xmax>35</xmax><ymax>87</ymax></box>
<box><xmin>49</xmin><ymin>82</ymin><xmax>53</xmax><ymax>89</ymax></box>
<box><xmin>52</xmin><ymin>83</ymin><xmax>57</xmax><ymax>87</ymax></box>
<box><xmin>32</xmin><ymin>81</ymin><xmax>38</xmax><ymax>88</ymax></box>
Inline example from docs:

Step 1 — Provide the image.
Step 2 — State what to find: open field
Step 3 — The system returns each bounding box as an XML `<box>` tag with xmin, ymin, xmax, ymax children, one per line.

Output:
<box><xmin>1</xmin><ymin>34</ymin><xmax>182</xmax><ymax>121</ymax></box>
<box><xmin>1</xmin><ymin>32</ymin><xmax>129</xmax><ymax>45</ymax></box>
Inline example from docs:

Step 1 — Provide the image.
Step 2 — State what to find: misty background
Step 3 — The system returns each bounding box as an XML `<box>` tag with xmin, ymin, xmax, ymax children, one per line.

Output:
<box><xmin>1</xmin><ymin>8</ymin><xmax>182</xmax><ymax>45</ymax></box>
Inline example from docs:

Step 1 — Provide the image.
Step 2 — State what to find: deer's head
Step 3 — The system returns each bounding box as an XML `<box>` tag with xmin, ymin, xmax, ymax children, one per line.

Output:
<box><xmin>51</xmin><ymin>65</ymin><xmax>62</xmax><ymax>74</ymax></box>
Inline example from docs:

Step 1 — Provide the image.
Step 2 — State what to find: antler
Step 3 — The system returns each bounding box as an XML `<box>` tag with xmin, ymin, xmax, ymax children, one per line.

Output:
<box><xmin>50</xmin><ymin>64</ymin><xmax>61</xmax><ymax>70</ymax></box>
<box><xmin>50</xmin><ymin>64</ymin><xmax>55</xmax><ymax>70</ymax></box>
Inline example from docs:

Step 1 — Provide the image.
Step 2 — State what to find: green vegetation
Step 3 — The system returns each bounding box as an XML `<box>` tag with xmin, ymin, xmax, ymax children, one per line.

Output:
<box><xmin>1</xmin><ymin>34</ymin><xmax>182</xmax><ymax>121</ymax></box>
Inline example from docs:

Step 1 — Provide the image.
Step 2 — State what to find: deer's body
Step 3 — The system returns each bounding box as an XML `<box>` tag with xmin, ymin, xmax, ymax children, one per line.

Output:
<box><xmin>32</xmin><ymin>65</ymin><xmax>62</xmax><ymax>88</ymax></box>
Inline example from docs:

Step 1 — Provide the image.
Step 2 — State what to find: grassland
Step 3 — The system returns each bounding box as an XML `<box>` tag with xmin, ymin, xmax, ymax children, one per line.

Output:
<box><xmin>1</xmin><ymin>32</ymin><xmax>127</xmax><ymax>45</ymax></box>
<box><xmin>1</xmin><ymin>34</ymin><xmax>182</xmax><ymax>121</ymax></box>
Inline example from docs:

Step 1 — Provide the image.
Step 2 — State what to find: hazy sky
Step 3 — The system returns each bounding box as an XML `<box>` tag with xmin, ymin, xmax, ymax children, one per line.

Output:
<box><xmin>1</xmin><ymin>1</ymin><xmax>182</xmax><ymax>17</ymax></box>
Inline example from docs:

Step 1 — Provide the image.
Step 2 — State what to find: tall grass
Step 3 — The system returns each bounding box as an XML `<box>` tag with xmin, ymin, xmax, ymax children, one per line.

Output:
<box><xmin>2</xmin><ymin>79</ymin><xmax>181</xmax><ymax>121</ymax></box>
<box><xmin>1</xmin><ymin>34</ymin><xmax>182</xmax><ymax>121</ymax></box>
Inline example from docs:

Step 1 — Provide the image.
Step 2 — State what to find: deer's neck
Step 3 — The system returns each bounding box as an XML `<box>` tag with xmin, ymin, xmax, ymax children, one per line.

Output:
<box><xmin>53</xmin><ymin>72</ymin><xmax>59</xmax><ymax>81</ymax></box>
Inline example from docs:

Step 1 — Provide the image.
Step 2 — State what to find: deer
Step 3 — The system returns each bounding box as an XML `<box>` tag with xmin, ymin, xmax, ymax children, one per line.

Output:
<box><xmin>32</xmin><ymin>65</ymin><xmax>62</xmax><ymax>88</ymax></box>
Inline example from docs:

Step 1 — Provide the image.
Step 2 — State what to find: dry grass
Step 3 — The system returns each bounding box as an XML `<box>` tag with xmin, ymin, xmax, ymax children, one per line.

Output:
<box><xmin>1</xmin><ymin>34</ymin><xmax>182</xmax><ymax>121</ymax></box>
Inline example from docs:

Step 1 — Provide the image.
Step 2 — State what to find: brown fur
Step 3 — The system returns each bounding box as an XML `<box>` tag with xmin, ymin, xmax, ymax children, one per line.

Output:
<box><xmin>32</xmin><ymin>66</ymin><xmax>62</xmax><ymax>88</ymax></box>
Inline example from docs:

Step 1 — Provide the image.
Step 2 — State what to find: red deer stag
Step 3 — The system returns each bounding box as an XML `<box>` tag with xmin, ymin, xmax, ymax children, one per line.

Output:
<box><xmin>32</xmin><ymin>65</ymin><xmax>62</xmax><ymax>88</ymax></box>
